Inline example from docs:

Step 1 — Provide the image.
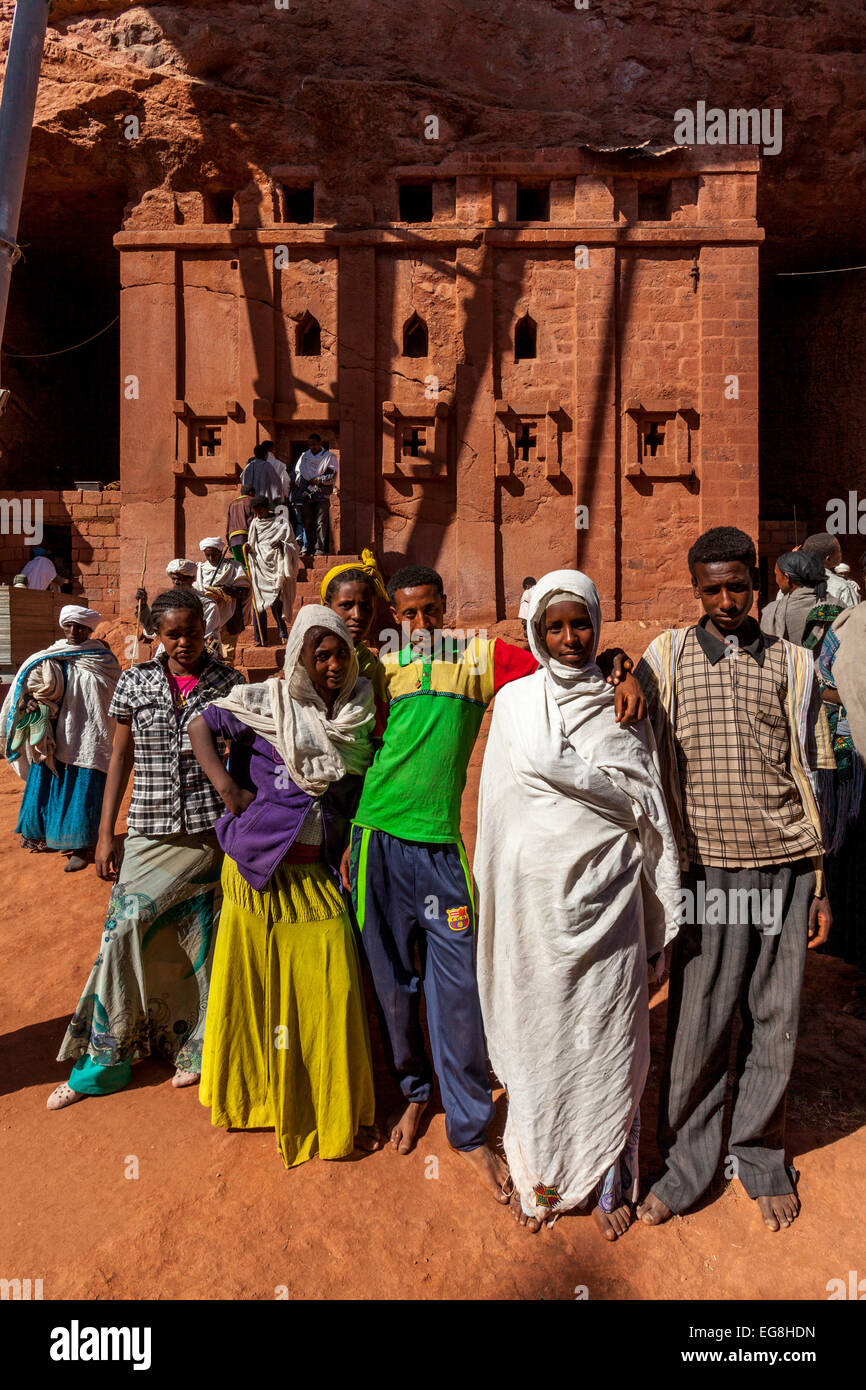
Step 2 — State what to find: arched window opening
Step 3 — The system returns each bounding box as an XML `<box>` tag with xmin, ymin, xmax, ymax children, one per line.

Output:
<box><xmin>402</xmin><ymin>312</ymin><xmax>428</xmax><ymax>358</ymax></box>
<box><xmin>296</xmin><ymin>312</ymin><xmax>322</xmax><ymax>357</ymax></box>
<box><xmin>514</xmin><ymin>312</ymin><xmax>537</xmax><ymax>362</ymax></box>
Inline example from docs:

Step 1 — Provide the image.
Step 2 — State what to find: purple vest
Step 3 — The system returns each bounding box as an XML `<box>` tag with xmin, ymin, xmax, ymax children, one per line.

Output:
<box><xmin>201</xmin><ymin>703</ymin><xmax>334</xmax><ymax>891</ymax></box>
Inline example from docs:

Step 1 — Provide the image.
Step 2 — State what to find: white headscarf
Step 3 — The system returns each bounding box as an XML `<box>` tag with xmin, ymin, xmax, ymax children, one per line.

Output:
<box><xmin>199</xmin><ymin>537</ymin><xmax>223</xmax><ymax>552</ymax></box>
<box><xmin>527</xmin><ymin>569</ymin><xmax>610</xmax><ymax>701</ymax></box>
<box><xmin>210</xmin><ymin>605</ymin><xmax>375</xmax><ymax>796</ymax></box>
<box><xmin>59</xmin><ymin>605</ymin><xmax>102</xmax><ymax>631</ymax></box>
<box><xmin>167</xmin><ymin>558</ymin><xmax>197</xmax><ymax>578</ymax></box>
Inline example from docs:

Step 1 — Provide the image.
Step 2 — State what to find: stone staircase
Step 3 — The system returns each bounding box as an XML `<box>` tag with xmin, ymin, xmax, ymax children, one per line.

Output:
<box><xmin>237</xmin><ymin>552</ymin><xmax>363</xmax><ymax>681</ymax></box>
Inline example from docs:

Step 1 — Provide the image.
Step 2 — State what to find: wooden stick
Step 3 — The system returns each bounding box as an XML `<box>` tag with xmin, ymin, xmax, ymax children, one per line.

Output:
<box><xmin>130</xmin><ymin>538</ymin><xmax>148</xmax><ymax>666</ymax></box>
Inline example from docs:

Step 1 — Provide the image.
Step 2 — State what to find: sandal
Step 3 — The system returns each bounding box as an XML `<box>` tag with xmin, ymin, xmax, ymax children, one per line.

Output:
<box><xmin>46</xmin><ymin>1083</ymin><xmax>86</xmax><ymax>1111</ymax></box>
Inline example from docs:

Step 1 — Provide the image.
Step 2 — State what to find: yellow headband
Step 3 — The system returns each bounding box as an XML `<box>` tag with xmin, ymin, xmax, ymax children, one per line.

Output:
<box><xmin>320</xmin><ymin>547</ymin><xmax>388</xmax><ymax>604</ymax></box>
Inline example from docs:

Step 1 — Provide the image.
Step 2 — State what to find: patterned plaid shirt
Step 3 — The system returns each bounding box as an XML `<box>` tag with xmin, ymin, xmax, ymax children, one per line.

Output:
<box><xmin>674</xmin><ymin>619</ymin><xmax>823</xmax><ymax>867</ymax></box>
<box><xmin>109</xmin><ymin>656</ymin><xmax>245</xmax><ymax>836</ymax></box>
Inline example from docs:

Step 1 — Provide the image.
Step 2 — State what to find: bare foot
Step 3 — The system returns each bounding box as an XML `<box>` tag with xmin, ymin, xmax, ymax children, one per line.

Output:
<box><xmin>171</xmin><ymin>1068</ymin><xmax>201</xmax><ymax>1088</ymax></box>
<box><xmin>354</xmin><ymin>1124</ymin><xmax>383</xmax><ymax>1153</ymax></box>
<box><xmin>593</xmin><ymin>1202</ymin><xmax>633</xmax><ymax>1241</ymax></box>
<box><xmin>509</xmin><ymin>1189</ymin><xmax>544</xmax><ymax>1233</ymax></box>
<box><xmin>389</xmin><ymin>1099</ymin><xmax>427</xmax><ymax>1154</ymax></box>
<box><xmin>757</xmin><ymin>1192</ymin><xmax>800</xmax><ymax>1231</ymax></box>
<box><xmin>46</xmin><ymin>1083</ymin><xmax>86</xmax><ymax>1111</ymax></box>
<box><xmin>637</xmin><ymin>1191</ymin><xmax>673</xmax><ymax>1225</ymax></box>
<box><xmin>456</xmin><ymin>1143</ymin><xmax>512</xmax><ymax>1205</ymax></box>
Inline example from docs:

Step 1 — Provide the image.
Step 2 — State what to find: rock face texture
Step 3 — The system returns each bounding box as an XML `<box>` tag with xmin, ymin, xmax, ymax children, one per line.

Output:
<box><xmin>1</xmin><ymin>1</ymin><xmax>864</xmax><ymax>619</ymax></box>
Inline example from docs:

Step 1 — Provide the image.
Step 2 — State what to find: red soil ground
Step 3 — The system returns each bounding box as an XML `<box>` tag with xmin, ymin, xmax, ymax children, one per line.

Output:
<box><xmin>2</xmin><ymin>624</ymin><xmax>865</xmax><ymax>1301</ymax></box>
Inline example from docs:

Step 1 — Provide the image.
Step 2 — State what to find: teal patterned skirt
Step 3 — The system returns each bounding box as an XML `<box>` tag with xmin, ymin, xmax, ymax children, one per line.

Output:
<box><xmin>58</xmin><ymin>829</ymin><xmax>222</xmax><ymax>1081</ymax></box>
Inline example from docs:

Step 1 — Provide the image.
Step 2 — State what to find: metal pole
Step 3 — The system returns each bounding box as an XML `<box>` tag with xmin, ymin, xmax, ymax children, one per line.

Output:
<box><xmin>0</xmin><ymin>0</ymin><xmax>51</xmax><ymax>386</ymax></box>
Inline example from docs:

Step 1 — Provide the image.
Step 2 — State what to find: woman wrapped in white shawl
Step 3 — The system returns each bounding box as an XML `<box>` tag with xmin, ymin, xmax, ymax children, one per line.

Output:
<box><xmin>1</xmin><ymin>605</ymin><xmax>120</xmax><ymax>869</ymax></box>
<box><xmin>246</xmin><ymin>498</ymin><xmax>299</xmax><ymax>645</ymax></box>
<box><xmin>475</xmin><ymin>571</ymin><xmax>680</xmax><ymax>1238</ymax></box>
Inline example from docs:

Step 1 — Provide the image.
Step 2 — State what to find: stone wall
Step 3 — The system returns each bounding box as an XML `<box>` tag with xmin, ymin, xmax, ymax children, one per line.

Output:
<box><xmin>0</xmin><ymin>490</ymin><xmax>121</xmax><ymax>618</ymax></box>
<box><xmin>112</xmin><ymin>148</ymin><xmax>761</xmax><ymax>624</ymax></box>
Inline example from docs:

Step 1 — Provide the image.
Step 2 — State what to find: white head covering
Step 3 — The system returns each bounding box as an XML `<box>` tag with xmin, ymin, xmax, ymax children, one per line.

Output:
<box><xmin>59</xmin><ymin>604</ymin><xmax>102</xmax><ymax>631</ymax></box>
<box><xmin>474</xmin><ymin>571</ymin><xmax>682</xmax><ymax>1221</ymax></box>
<box><xmin>526</xmin><ymin>569</ymin><xmax>603</xmax><ymax>689</ymax></box>
<box><xmin>166</xmin><ymin>558</ymin><xmax>197</xmax><ymax>578</ymax></box>
<box><xmin>210</xmin><ymin>605</ymin><xmax>375</xmax><ymax>796</ymax></box>
<box><xmin>199</xmin><ymin>537</ymin><xmax>223</xmax><ymax>552</ymax></box>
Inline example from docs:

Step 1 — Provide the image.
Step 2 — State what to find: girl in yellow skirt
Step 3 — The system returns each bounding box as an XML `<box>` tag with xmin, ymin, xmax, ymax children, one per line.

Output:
<box><xmin>189</xmin><ymin>606</ymin><xmax>380</xmax><ymax>1167</ymax></box>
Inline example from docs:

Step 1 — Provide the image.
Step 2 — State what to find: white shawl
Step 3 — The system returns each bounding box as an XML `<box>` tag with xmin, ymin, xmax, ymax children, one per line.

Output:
<box><xmin>210</xmin><ymin>605</ymin><xmax>375</xmax><ymax>796</ymax></box>
<box><xmin>475</xmin><ymin>570</ymin><xmax>681</xmax><ymax>1216</ymax></box>
<box><xmin>1</xmin><ymin>638</ymin><xmax>120</xmax><ymax>777</ymax></box>
<box><xmin>247</xmin><ymin>512</ymin><xmax>299</xmax><ymax>611</ymax></box>
<box><xmin>195</xmin><ymin>556</ymin><xmax>248</xmax><ymax>628</ymax></box>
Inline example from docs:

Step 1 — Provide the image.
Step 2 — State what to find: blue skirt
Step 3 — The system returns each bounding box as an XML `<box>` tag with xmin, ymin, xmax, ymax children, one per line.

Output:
<box><xmin>15</xmin><ymin>760</ymin><xmax>107</xmax><ymax>851</ymax></box>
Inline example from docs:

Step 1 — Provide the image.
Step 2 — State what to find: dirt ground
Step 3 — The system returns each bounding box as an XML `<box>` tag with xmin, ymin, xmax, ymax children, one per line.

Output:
<box><xmin>2</xmin><ymin>626</ymin><xmax>865</xmax><ymax>1302</ymax></box>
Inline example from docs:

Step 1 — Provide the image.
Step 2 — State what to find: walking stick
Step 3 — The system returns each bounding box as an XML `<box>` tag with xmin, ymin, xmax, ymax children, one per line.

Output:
<box><xmin>130</xmin><ymin>539</ymin><xmax>148</xmax><ymax>667</ymax></box>
<box><xmin>242</xmin><ymin>542</ymin><xmax>266</xmax><ymax>645</ymax></box>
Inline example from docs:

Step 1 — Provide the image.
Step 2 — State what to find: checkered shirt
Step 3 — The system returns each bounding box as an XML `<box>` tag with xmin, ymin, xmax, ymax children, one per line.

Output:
<box><xmin>109</xmin><ymin>656</ymin><xmax>245</xmax><ymax>836</ymax></box>
<box><xmin>674</xmin><ymin>621</ymin><xmax>823</xmax><ymax>867</ymax></box>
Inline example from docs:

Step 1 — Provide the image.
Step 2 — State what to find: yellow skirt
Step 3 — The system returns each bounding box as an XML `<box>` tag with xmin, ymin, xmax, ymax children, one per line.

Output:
<box><xmin>200</xmin><ymin>855</ymin><xmax>375</xmax><ymax>1167</ymax></box>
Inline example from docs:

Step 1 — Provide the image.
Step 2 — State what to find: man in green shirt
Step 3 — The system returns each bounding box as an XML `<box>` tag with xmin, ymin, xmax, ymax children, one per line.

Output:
<box><xmin>346</xmin><ymin>565</ymin><xmax>646</xmax><ymax>1205</ymax></box>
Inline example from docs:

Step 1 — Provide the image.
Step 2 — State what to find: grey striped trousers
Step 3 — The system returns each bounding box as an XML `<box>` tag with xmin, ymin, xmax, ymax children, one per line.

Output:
<box><xmin>653</xmin><ymin>859</ymin><xmax>814</xmax><ymax>1213</ymax></box>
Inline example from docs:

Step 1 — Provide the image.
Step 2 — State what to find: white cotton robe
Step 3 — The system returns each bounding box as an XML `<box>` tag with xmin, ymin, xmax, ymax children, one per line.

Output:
<box><xmin>1</xmin><ymin>638</ymin><xmax>120</xmax><ymax>776</ymax></box>
<box><xmin>475</xmin><ymin>570</ymin><xmax>681</xmax><ymax>1217</ymax></box>
<box><xmin>247</xmin><ymin>513</ymin><xmax>299</xmax><ymax>611</ymax></box>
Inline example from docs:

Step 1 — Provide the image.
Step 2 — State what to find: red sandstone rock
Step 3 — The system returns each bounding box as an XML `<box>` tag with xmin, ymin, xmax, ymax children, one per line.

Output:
<box><xmin>1</xmin><ymin>2</ymin><xmax>864</xmax><ymax>617</ymax></box>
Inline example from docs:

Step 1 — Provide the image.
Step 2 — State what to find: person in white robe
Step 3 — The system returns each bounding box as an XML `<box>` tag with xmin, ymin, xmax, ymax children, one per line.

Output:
<box><xmin>1</xmin><ymin>605</ymin><xmax>120</xmax><ymax>870</ymax></box>
<box><xmin>195</xmin><ymin>538</ymin><xmax>250</xmax><ymax>666</ymax></box>
<box><xmin>475</xmin><ymin>570</ymin><xmax>681</xmax><ymax>1238</ymax></box>
<box><xmin>246</xmin><ymin>496</ymin><xmax>299</xmax><ymax>645</ymax></box>
<box><xmin>20</xmin><ymin>547</ymin><xmax>59</xmax><ymax>590</ymax></box>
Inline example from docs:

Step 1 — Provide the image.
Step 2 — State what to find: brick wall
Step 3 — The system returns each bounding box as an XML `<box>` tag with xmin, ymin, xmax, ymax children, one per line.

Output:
<box><xmin>0</xmin><ymin>489</ymin><xmax>121</xmax><ymax>618</ymax></box>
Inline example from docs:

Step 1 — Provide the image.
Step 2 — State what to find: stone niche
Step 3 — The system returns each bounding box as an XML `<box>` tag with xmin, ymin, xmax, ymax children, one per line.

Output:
<box><xmin>623</xmin><ymin>399</ymin><xmax>700</xmax><ymax>480</ymax></box>
<box><xmin>494</xmin><ymin>397</ymin><xmax>567</xmax><ymax>478</ymax></box>
<box><xmin>381</xmin><ymin>399</ymin><xmax>452</xmax><ymax>478</ymax></box>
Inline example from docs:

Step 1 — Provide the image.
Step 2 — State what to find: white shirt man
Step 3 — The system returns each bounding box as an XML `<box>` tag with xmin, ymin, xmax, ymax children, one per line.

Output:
<box><xmin>21</xmin><ymin>552</ymin><xmax>58</xmax><ymax>590</ymax></box>
<box><xmin>295</xmin><ymin>443</ymin><xmax>338</xmax><ymax>487</ymax></box>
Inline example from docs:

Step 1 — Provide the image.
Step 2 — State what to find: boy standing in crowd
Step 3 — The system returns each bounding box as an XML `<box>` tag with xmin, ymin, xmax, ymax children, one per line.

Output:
<box><xmin>636</xmin><ymin>527</ymin><xmax>834</xmax><ymax>1233</ymax></box>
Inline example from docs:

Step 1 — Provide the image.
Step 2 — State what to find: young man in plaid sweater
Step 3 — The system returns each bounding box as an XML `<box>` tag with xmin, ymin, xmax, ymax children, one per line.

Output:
<box><xmin>635</xmin><ymin>528</ymin><xmax>834</xmax><ymax>1233</ymax></box>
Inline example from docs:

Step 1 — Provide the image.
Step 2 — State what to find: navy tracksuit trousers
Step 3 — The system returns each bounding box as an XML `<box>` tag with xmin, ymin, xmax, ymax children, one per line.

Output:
<box><xmin>349</xmin><ymin>826</ymin><xmax>494</xmax><ymax>1151</ymax></box>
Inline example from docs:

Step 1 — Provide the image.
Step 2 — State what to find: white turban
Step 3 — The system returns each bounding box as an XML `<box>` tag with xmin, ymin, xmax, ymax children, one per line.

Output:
<box><xmin>199</xmin><ymin>537</ymin><xmax>223</xmax><ymax>552</ymax></box>
<box><xmin>166</xmin><ymin>558</ymin><xmax>197</xmax><ymax>578</ymax></box>
<box><xmin>59</xmin><ymin>604</ymin><xmax>102</xmax><ymax>631</ymax></box>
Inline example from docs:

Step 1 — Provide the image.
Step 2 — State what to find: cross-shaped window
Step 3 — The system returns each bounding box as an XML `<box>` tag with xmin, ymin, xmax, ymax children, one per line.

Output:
<box><xmin>197</xmin><ymin>426</ymin><xmax>222</xmax><ymax>458</ymax></box>
<box><xmin>403</xmin><ymin>426</ymin><xmax>427</xmax><ymax>457</ymax></box>
<box><xmin>516</xmin><ymin>422</ymin><xmax>536</xmax><ymax>461</ymax></box>
<box><xmin>643</xmin><ymin>420</ymin><xmax>665</xmax><ymax>458</ymax></box>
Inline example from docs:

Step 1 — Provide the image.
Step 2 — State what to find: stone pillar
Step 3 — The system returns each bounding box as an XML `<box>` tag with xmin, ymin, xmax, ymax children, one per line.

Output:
<box><xmin>117</xmin><ymin>247</ymin><xmax>178</xmax><ymax>616</ymax></box>
<box><xmin>699</xmin><ymin>244</ymin><xmax>759</xmax><ymax>545</ymax></box>
<box><xmin>238</xmin><ymin>244</ymin><xmax>275</xmax><ymax>459</ymax></box>
<box><xmin>455</xmin><ymin>241</ymin><xmax>496</xmax><ymax>628</ymax></box>
<box><xmin>574</xmin><ymin>244</ymin><xmax>618</xmax><ymax>620</ymax></box>
<box><xmin>337</xmin><ymin>246</ymin><xmax>376</xmax><ymax>555</ymax></box>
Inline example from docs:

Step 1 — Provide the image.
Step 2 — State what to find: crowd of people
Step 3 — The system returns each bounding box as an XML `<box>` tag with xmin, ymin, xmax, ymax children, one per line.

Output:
<box><xmin>2</xmin><ymin>521</ymin><xmax>864</xmax><ymax>1242</ymax></box>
